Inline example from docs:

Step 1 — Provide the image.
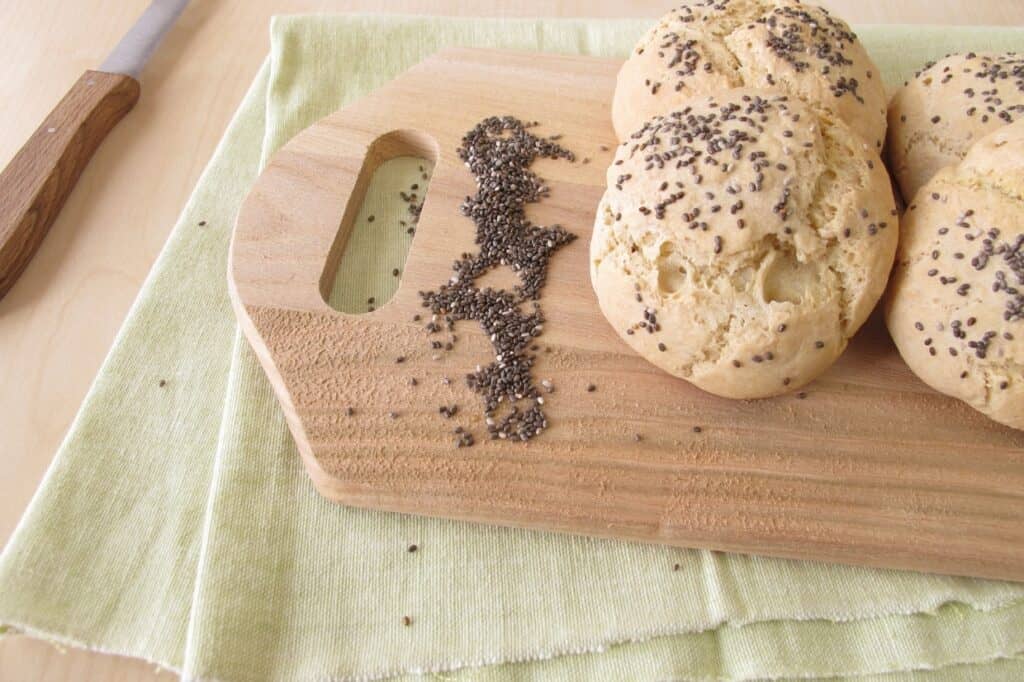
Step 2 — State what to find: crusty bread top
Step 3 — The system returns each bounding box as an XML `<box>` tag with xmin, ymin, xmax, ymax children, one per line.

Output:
<box><xmin>612</xmin><ymin>0</ymin><xmax>886</xmax><ymax>151</ymax></box>
<box><xmin>887</xmin><ymin>52</ymin><xmax>1024</xmax><ymax>202</ymax></box>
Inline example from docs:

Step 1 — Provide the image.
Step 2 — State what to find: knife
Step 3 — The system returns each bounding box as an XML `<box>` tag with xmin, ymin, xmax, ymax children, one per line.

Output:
<box><xmin>0</xmin><ymin>0</ymin><xmax>190</xmax><ymax>301</ymax></box>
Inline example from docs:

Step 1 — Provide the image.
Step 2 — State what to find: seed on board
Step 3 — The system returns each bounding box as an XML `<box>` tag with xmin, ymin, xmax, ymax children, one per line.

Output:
<box><xmin>692</xmin><ymin>426</ymin><xmax>702</xmax><ymax>433</ymax></box>
<box><xmin>587</xmin><ymin>384</ymin><xmax>597</xmax><ymax>393</ymax></box>
<box><xmin>408</xmin><ymin>544</ymin><xmax>418</xmax><ymax>553</ymax></box>
<box><xmin>346</xmin><ymin>407</ymin><xmax>355</xmax><ymax>417</ymax></box>
<box><xmin>368</xmin><ymin>215</ymin><xmax>375</xmax><ymax>223</ymax></box>
<box><xmin>418</xmin><ymin>116</ymin><xmax>578</xmax><ymax>442</ymax></box>
<box><xmin>402</xmin><ymin>616</ymin><xmax>412</xmax><ymax>627</ymax></box>
<box><xmin>158</xmin><ymin>379</ymin><xmax>167</xmax><ymax>388</ymax></box>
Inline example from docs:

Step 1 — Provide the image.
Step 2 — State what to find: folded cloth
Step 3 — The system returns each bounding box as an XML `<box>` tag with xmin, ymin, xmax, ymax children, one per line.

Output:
<box><xmin>2</xmin><ymin>16</ymin><xmax>1024</xmax><ymax>682</ymax></box>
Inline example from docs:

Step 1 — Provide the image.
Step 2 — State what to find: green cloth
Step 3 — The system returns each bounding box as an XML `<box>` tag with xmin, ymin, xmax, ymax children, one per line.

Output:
<box><xmin>2</xmin><ymin>16</ymin><xmax>1024</xmax><ymax>681</ymax></box>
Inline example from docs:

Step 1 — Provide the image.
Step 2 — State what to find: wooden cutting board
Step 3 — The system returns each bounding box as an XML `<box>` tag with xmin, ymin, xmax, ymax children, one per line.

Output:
<box><xmin>230</xmin><ymin>47</ymin><xmax>1024</xmax><ymax>582</ymax></box>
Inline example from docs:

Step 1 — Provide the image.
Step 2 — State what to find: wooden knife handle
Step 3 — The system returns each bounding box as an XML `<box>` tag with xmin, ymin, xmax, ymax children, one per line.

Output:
<box><xmin>0</xmin><ymin>70</ymin><xmax>140</xmax><ymax>300</ymax></box>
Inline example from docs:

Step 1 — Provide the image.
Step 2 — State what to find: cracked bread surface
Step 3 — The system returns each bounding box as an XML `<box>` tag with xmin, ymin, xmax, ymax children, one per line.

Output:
<box><xmin>885</xmin><ymin>120</ymin><xmax>1024</xmax><ymax>430</ymax></box>
<box><xmin>591</xmin><ymin>89</ymin><xmax>897</xmax><ymax>399</ymax></box>
<box><xmin>887</xmin><ymin>52</ymin><xmax>1024</xmax><ymax>203</ymax></box>
<box><xmin>612</xmin><ymin>0</ymin><xmax>887</xmax><ymax>152</ymax></box>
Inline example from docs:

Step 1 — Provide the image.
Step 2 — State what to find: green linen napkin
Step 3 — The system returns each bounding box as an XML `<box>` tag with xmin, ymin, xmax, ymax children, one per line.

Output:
<box><xmin>3</xmin><ymin>15</ymin><xmax>1024</xmax><ymax>681</ymax></box>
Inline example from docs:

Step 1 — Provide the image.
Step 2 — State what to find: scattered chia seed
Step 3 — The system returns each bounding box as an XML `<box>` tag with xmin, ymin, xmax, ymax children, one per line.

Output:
<box><xmin>158</xmin><ymin>379</ymin><xmax>167</xmax><ymax>388</ymax></box>
<box><xmin>408</xmin><ymin>544</ymin><xmax>418</xmax><ymax>553</ymax></box>
<box><xmin>587</xmin><ymin>384</ymin><xmax>597</xmax><ymax>393</ymax></box>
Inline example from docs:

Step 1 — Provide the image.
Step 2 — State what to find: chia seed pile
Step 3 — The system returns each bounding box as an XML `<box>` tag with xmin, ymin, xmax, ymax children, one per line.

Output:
<box><xmin>418</xmin><ymin>116</ymin><xmax>577</xmax><ymax>443</ymax></box>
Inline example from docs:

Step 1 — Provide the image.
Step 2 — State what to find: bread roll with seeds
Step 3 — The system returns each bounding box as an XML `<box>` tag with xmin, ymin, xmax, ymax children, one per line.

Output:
<box><xmin>887</xmin><ymin>52</ymin><xmax>1024</xmax><ymax>202</ymax></box>
<box><xmin>591</xmin><ymin>89</ymin><xmax>897</xmax><ymax>399</ymax></box>
<box><xmin>885</xmin><ymin>120</ymin><xmax>1024</xmax><ymax>430</ymax></box>
<box><xmin>612</xmin><ymin>0</ymin><xmax>887</xmax><ymax>151</ymax></box>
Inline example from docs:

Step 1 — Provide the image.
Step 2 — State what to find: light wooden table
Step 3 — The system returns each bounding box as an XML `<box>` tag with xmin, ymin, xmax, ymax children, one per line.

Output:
<box><xmin>0</xmin><ymin>1</ymin><xmax>1020</xmax><ymax>679</ymax></box>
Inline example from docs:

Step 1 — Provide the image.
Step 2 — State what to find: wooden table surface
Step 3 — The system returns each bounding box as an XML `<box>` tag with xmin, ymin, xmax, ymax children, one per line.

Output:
<box><xmin>0</xmin><ymin>1</ymin><xmax>1020</xmax><ymax>679</ymax></box>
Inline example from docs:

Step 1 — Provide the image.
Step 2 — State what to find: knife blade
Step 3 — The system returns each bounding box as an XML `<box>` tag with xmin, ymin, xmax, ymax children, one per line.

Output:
<box><xmin>0</xmin><ymin>0</ymin><xmax>191</xmax><ymax>301</ymax></box>
<box><xmin>101</xmin><ymin>0</ymin><xmax>190</xmax><ymax>78</ymax></box>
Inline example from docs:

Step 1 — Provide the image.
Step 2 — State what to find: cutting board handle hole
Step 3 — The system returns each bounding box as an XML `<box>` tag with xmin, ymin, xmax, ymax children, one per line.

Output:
<box><xmin>322</xmin><ymin>129</ymin><xmax>438</xmax><ymax>314</ymax></box>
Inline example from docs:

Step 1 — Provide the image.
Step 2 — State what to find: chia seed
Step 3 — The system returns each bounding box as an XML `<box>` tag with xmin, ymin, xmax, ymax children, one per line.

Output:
<box><xmin>419</xmin><ymin>116</ymin><xmax>577</xmax><ymax>443</ymax></box>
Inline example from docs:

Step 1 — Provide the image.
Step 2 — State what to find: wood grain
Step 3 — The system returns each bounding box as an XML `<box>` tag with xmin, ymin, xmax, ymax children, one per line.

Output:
<box><xmin>231</xmin><ymin>47</ymin><xmax>1024</xmax><ymax>583</ymax></box>
<box><xmin>0</xmin><ymin>70</ymin><xmax>139</xmax><ymax>299</ymax></box>
<box><xmin>3</xmin><ymin>2</ymin><xmax>1023</xmax><ymax>680</ymax></box>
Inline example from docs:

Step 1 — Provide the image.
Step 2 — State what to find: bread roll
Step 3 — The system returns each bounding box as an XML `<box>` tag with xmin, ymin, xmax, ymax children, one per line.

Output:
<box><xmin>591</xmin><ymin>89</ymin><xmax>897</xmax><ymax>399</ymax></box>
<box><xmin>886</xmin><ymin>120</ymin><xmax>1024</xmax><ymax>430</ymax></box>
<box><xmin>887</xmin><ymin>52</ymin><xmax>1024</xmax><ymax>202</ymax></box>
